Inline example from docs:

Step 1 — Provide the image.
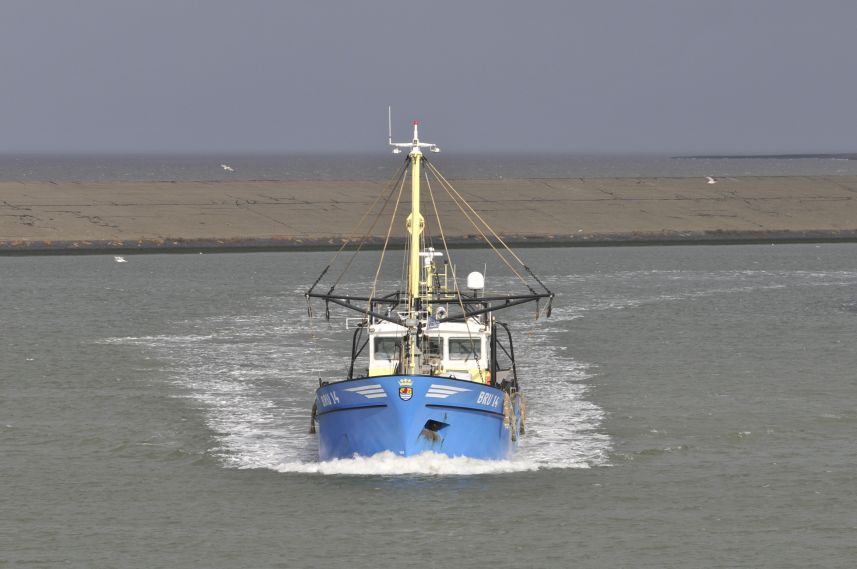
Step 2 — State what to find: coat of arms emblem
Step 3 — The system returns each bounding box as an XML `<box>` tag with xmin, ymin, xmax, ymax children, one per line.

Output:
<box><xmin>398</xmin><ymin>378</ymin><xmax>414</xmax><ymax>401</ymax></box>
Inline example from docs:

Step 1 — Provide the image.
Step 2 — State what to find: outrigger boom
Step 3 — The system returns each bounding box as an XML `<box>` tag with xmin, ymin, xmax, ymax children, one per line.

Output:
<box><xmin>307</xmin><ymin>116</ymin><xmax>552</xmax><ymax>343</ymax></box>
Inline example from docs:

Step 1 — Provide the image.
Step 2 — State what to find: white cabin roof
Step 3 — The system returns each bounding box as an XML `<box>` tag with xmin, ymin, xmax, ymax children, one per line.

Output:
<box><xmin>369</xmin><ymin>317</ymin><xmax>485</xmax><ymax>336</ymax></box>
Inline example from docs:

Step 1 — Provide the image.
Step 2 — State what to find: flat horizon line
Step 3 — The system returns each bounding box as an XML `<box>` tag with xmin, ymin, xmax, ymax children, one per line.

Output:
<box><xmin>1</xmin><ymin>151</ymin><xmax>855</xmax><ymax>159</ymax></box>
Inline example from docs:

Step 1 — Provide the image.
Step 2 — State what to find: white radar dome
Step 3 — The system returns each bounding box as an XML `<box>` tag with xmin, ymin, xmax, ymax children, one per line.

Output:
<box><xmin>466</xmin><ymin>271</ymin><xmax>484</xmax><ymax>290</ymax></box>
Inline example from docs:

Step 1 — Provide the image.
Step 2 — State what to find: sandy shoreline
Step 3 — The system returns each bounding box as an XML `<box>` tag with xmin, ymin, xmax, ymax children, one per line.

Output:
<box><xmin>2</xmin><ymin>176</ymin><xmax>857</xmax><ymax>253</ymax></box>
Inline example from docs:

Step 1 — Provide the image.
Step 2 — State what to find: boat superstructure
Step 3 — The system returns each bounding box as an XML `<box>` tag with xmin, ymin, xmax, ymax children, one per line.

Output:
<box><xmin>305</xmin><ymin>113</ymin><xmax>553</xmax><ymax>460</ymax></box>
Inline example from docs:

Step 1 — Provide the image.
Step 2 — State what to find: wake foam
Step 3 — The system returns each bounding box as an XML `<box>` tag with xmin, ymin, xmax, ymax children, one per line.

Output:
<box><xmin>102</xmin><ymin>283</ymin><xmax>611</xmax><ymax>476</ymax></box>
<box><xmin>271</xmin><ymin>451</ymin><xmax>544</xmax><ymax>476</ymax></box>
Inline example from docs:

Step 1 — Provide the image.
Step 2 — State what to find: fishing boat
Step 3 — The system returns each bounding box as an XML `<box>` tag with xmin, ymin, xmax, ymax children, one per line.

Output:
<box><xmin>305</xmin><ymin>114</ymin><xmax>553</xmax><ymax>461</ymax></box>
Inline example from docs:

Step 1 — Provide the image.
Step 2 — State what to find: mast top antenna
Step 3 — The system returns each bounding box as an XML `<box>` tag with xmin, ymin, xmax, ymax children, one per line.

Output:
<box><xmin>388</xmin><ymin>106</ymin><xmax>440</xmax><ymax>154</ymax></box>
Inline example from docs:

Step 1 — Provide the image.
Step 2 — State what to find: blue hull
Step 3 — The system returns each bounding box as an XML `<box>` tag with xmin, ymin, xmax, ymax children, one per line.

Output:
<box><xmin>315</xmin><ymin>376</ymin><xmax>520</xmax><ymax>461</ymax></box>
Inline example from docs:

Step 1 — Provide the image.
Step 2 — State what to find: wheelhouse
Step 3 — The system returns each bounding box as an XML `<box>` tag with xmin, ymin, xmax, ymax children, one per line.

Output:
<box><xmin>367</xmin><ymin>319</ymin><xmax>489</xmax><ymax>382</ymax></box>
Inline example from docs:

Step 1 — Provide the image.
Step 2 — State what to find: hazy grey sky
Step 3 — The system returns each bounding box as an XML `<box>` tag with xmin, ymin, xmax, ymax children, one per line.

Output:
<box><xmin>2</xmin><ymin>0</ymin><xmax>856</xmax><ymax>154</ymax></box>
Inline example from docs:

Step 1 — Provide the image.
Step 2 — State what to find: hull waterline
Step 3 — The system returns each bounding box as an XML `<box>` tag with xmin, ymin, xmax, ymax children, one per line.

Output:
<box><xmin>315</xmin><ymin>376</ymin><xmax>521</xmax><ymax>461</ymax></box>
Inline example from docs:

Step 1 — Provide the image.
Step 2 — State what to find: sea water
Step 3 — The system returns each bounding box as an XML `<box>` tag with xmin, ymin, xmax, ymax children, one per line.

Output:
<box><xmin>2</xmin><ymin>153</ymin><xmax>857</xmax><ymax>182</ymax></box>
<box><xmin>2</xmin><ymin>244</ymin><xmax>857</xmax><ymax>568</ymax></box>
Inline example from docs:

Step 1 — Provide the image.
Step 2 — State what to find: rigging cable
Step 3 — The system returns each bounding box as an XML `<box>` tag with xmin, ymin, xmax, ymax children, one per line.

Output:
<box><xmin>369</xmin><ymin>160</ymin><xmax>409</xmax><ymax>306</ymax></box>
<box><xmin>426</xmin><ymin>161</ymin><xmax>552</xmax><ymax>297</ymax></box>
<box><xmin>305</xmin><ymin>159</ymin><xmax>408</xmax><ymax>324</ymax></box>
<box><xmin>326</xmin><ymin>158</ymin><xmax>410</xmax><ymax>293</ymax></box>
<box><xmin>304</xmin><ymin>158</ymin><xmax>408</xmax><ymax>299</ymax></box>
<box><xmin>425</xmin><ymin>160</ymin><xmax>536</xmax><ymax>294</ymax></box>
<box><xmin>424</xmin><ymin>169</ymin><xmax>485</xmax><ymax>383</ymax></box>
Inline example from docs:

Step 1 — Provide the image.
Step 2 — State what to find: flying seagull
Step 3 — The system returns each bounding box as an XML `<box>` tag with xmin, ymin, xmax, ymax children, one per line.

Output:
<box><xmin>114</xmin><ymin>256</ymin><xmax>127</xmax><ymax>263</ymax></box>
<box><xmin>221</xmin><ymin>164</ymin><xmax>234</xmax><ymax>172</ymax></box>
<box><xmin>706</xmin><ymin>176</ymin><xmax>717</xmax><ymax>184</ymax></box>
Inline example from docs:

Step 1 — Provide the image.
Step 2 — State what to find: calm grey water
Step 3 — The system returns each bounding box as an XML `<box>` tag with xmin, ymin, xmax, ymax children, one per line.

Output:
<box><xmin>2</xmin><ymin>244</ymin><xmax>856</xmax><ymax>568</ymax></box>
<box><xmin>2</xmin><ymin>153</ymin><xmax>857</xmax><ymax>181</ymax></box>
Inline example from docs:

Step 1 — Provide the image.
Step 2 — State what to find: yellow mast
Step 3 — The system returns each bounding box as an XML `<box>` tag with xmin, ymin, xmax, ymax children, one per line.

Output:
<box><xmin>407</xmin><ymin>143</ymin><xmax>423</xmax><ymax>315</ymax></box>
<box><xmin>406</xmin><ymin>124</ymin><xmax>424</xmax><ymax>373</ymax></box>
<box><xmin>389</xmin><ymin>115</ymin><xmax>438</xmax><ymax>374</ymax></box>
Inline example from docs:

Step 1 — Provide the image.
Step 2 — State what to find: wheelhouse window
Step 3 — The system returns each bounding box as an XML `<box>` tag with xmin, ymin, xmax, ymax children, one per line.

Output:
<box><xmin>373</xmin><ymin>337</ymin><xmax>399</xmax><ymax>360</ymax></box>
<box><xmin>448</xmin><ymin>337</ymin><xmax>482</xmax><ymax>360</ymax></box>
<box><xmin>423</xmin><ymin>336</ymin><xmax>442</xmax><ymax>358</ymax></box>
